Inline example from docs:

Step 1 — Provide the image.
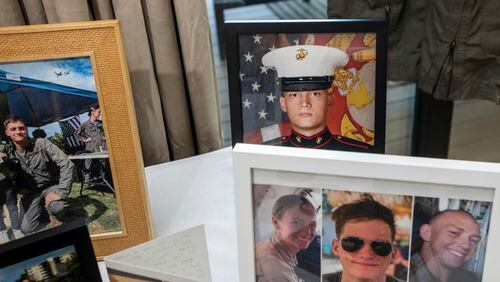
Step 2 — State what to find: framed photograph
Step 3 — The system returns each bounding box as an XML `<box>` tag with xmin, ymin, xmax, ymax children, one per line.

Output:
<box><xmin>0</xmin><ymin>20</ymin><xmax>153</xmax><ymax>257</ymax></box>
<box><xmin>233</xmin><ymin>143</ymin><xmax>500</xmax><ymax>282</ymax></box>
<box><xmin>106</xmin><ymin>269</ymin><xmax>163</xmax><ymax>282</ymax></box>
<box><xmin>226</xmin><ymin>20</ymin><xmax>387</xmax><ymax>153</ymax></box>
<box><xmin>0</xmin><ymin>219</ymin><xmax>101</xmax><ymax>281</ymax></box>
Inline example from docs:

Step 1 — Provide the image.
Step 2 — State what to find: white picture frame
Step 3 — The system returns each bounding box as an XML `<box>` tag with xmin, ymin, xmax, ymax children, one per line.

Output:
<box><xmin>232</xmin><ymin>143</ymin><xmax>500</xmax><ymax>282</ymax></box>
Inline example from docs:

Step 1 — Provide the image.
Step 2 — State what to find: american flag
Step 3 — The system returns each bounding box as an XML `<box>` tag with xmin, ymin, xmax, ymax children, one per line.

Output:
<box><xmin>58</xmin><ymin>115</ymin><xmax>84</xmax><ymax>148</ymax></box>
<box><xmin>239</xmin><ymin>33</ymin><xmax>302</xmax><ymax>143</ymax></box>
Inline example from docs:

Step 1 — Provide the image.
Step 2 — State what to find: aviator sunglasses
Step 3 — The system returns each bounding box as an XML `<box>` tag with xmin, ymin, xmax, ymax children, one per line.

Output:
<box><xmin>341</xmin><ymin>236</ymin><xmax>393</xmax><ymax>257</ymax></box>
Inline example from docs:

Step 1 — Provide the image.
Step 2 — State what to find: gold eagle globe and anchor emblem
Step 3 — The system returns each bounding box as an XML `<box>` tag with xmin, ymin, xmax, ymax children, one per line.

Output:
<box><xmin>296</xmin><ymin>48</ymin><xmax>309</xmax><ymax>61</ymax></box>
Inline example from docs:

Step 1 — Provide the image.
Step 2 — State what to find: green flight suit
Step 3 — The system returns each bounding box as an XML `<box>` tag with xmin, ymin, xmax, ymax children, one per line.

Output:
<box><xmin>6</xmin><ymin>138</ymin><xmax>74</xmax><ymax>234</ymax></box>
<box><xmin>75</xmin><ymin>119</ymin><xmax>106</xmax><ymax>182</ymax></box>
<box><xmin>75</xmin><ymin>119</ymin><xmax>106</xmax><ymax>152</ymax></box>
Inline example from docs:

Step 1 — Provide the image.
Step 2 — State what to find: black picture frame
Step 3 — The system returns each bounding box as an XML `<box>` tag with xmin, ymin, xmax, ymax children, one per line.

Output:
<box><xmin>0</xmin><ymin>220</ymin><xmax>102</xmax><ymax>281</ymax></box>
<box><xmin>225</xmin><ymin>19</ymin><xmax>387</xmax><ymax>153</ymax></box>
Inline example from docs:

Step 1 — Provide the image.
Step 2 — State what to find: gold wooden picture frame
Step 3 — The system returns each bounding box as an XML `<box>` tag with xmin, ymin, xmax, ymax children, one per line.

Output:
<box><xmin>0</xmin><ymin>20</ymin><xmax>153</xmax><ymax>258</ymax></box>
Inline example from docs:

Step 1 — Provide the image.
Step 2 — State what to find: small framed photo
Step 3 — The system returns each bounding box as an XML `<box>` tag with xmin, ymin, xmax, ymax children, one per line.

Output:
<box><xmin>0</xmin><ymin>20</ymin><xmax>152</xmax><ymax>257</ymax></box>
<box><xmin>233</xmin><ymin>144</ymin><xmax>500</xmax><ymax>282</ymax></box>
<box><xmin>106</xmin><ymin>269</ymin><xmax>163</xmax><ymax>282</ymax></box>
<box><xmin>0</xmin><ymin>219</ymin><xmax>101</xmax><ymax>281</ymax></box>
<box><xmin>226</xmin><ymin>20</ymin><xmax>387</xmax><ymax>153</ymax></box>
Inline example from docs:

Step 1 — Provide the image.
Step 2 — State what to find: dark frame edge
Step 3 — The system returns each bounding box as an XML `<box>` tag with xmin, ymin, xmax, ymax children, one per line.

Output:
<box><xmin>224</xmin><ymin>19</ymin><xmax>388</xmax><ymax>153</ymax></box>
<box><xmin>0</xmin><ymin>220</ymin><xmax>102</xmax><ymax>282</ymax></box>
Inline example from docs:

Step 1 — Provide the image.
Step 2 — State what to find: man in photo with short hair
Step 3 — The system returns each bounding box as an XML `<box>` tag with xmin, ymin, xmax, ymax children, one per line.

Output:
<box><xmin>409</xmin><ymin>210</ymin><xmax>481</xmax><ymax>282</ymax></box>
<box><xmin>76</xmin><ymin>107</ymin><xmax>105</xmax><ymax>153</ymax></box>
<box><xmin>262</xmin><ymin>45</ymin><xmax>372</xmax><ymax>151</ymax></box>
<box><xmin>76</xmin><ymin>107</ymin><xmax>106</xmax><ymax>183</ymax></box>
<box><xmin>323</xmin><ymin>198</ymin><xmax>402</xmax><ymax>282</ymax></box>
<box><xmin>0</xmin><ymin>115</ymin><xmax>74</xmax><ymax>234</ymax></box>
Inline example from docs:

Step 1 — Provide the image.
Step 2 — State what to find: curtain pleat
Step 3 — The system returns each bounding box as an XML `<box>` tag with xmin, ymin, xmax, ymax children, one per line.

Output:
<box><xmin>172</xmin><ymin>0</ymin><xmax>222</xmax><ymax>154</ymax></box>
<box><xmin>0</xmin><ymin>0</ymin><xmax>25</xmax><ymax>25</ymax></box>
<box><xmin>0</xmin><ymin>0</ymin><xmax>223</xmax><ymax>166</ymax></box>
<box><xmin>19</xmin><ymin>0</ymin><xmax>47</xmax><ymax>24</ymax></box>
<box><xmin>111</xmin><ymin>0</ymin><xmax>171</xmax><ymax>163</ymax></box>
<box><xmin>89</xmin><ymin>0</ymin><xmax>115</xmax><ymax>20</ymax></box>
<box><xmin>142</xmin><ymin>0</ymin><xmax>196</xmax><ymax>160</ymax></box>
<box><xmin>42</xmin><ymin>0</ymin><xmax>93</xmax><ymax>23</ymax></box>
<box><xmin>39</xmin><ymin>0</ymin><xmax>57</xmax><ymax>23</ymax></box>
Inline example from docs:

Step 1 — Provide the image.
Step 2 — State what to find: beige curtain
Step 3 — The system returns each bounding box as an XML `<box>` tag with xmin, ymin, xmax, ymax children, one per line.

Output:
<box><xmin>0</xmin><ymin>0</ymin><xmax>223</xmax><ymax>166</ymax></box>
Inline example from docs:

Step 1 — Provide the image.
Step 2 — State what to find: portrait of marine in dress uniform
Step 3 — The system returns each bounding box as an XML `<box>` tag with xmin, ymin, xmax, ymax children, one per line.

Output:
<box><xmin>235</xmin><ymin>31</ymin><xmax>383</xmax><ymax>152</ymax></box>
<box><xmin>261</xmin><ymin>44</ymin><xmax>372</xmax><ymax>151</ymax></box>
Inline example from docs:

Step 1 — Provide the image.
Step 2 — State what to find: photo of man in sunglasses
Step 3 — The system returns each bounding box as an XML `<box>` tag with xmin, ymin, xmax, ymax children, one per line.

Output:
<box><xmin>323</xmin><ymin>198</ymin><xmax>404</xmax><ymax>282</ymax></box>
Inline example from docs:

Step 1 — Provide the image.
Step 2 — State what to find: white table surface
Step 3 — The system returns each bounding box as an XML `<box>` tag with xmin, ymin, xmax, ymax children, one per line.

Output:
<box><xmin>68</xmin><ymin>152</ymin><xmax>109</xmax><ymax>159</ymax></box>
<box><xmin>98</xmin><ymin>147</ymin><xmax>238</xmax><ymax>281</ymax></box>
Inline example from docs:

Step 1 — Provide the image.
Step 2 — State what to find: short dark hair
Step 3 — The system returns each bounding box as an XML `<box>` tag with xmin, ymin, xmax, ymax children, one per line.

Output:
<box><xmin>88</xmin><ymin>107</ymin><xmax>99</xmax><ymax>116</ymax></box>
<box><xmin>411</xmin><ymin>209</ymin><xmax>478</xmax><ymax>254</ymax></box>
<box><xmin>32</xmin><ymin>128</ymin><xmax>47</xmax><ymax>138</ymax></box>
<box><xmin>332</xmin><ymin>198</ymin><xmax>396</xmax><ymax>240</ymax></box>
<box><xmin>272</xmin><ymin>194</ymin><xmax>315</xmax><ymax>220</ymax></box>
<box><xmin>3</xmin><ymin>115</ymin><xmax>26</xmax><ymax>129</ymax></box>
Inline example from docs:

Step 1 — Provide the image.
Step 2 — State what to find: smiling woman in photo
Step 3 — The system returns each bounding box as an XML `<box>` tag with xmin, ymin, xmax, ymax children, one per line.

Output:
<box><xmin>255</xmin><ymin>194</ymin><xmax>318</xmax><ymax>282</ymax></box>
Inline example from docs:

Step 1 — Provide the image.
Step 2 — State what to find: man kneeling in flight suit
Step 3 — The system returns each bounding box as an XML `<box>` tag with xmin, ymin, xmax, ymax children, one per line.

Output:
<box><xmin>262</xmin><ymin>45</ymin><xmax>372</xmax><ymax>151</ymax></box>
<box><xmin>1</xmin><ymin>115</ymin><xmax>74</xmax><ymax>234</ymax></box>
